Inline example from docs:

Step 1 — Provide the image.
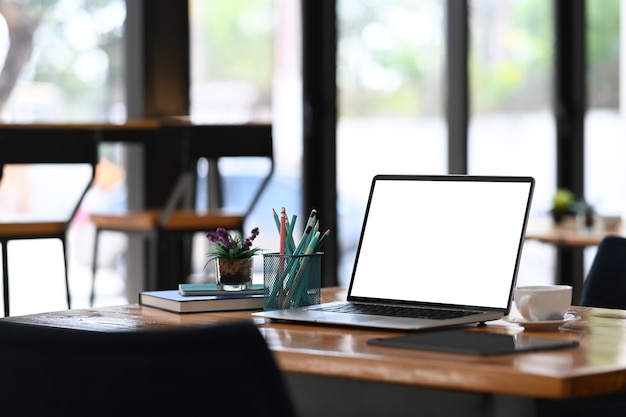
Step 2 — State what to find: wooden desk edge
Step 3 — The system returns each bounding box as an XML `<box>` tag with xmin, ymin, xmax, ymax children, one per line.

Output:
<box><xmin>5</xmin><ymin>290</ymin><xmax>626</xmax><ymax>401</ymax></box>
<box><xmin>261</xmin><ymin>323</ymin><xmax>589</xmax><ymax>400</ymax></box>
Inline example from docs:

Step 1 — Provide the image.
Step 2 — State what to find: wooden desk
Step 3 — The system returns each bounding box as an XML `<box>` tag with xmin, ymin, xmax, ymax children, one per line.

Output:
<box><xmin>525</xmin><ymin>216</ymin><xmax>624</xmax><ymax>246</ymax></box>
<box><xmin>0</xmin><ymin>120</ymin><xmax>159</xmax><ymax>142</ymax></box>
<box><xmin>5</xmin><ymin>287</ymin><xmax>626</xmax><ymax>416</ymax></box>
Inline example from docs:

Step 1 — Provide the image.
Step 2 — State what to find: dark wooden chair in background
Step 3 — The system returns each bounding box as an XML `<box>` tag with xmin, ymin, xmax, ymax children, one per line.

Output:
<box><xmin>89</xmin><ymin>123</ymin><xmax>274</xmax><ymax>303</ymax></box>
<box><xmin>0</xmin><ymin>127</ymin><xmax>99</xmax><ymax>316</ymax></box>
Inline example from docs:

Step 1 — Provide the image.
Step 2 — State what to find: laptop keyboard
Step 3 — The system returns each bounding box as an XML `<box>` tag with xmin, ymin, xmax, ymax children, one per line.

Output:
<box><xmin>311</xmin><ymin>303</ymin><xmax>479</xmax><ymax>320</ymax></box>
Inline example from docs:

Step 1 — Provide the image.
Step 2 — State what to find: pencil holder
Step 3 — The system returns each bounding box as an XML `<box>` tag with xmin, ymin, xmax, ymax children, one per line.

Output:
<box><xmin>263</xmin><ymin>252</ymin><xmax>322</xmax><ymax>310</ymax></box>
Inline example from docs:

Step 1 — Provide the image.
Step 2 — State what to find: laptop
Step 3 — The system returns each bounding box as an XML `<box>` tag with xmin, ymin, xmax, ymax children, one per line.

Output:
<box><xmin>253</xmin><ymin>174</ymin><xmax>535</xmax><ymax>331</ymax></box>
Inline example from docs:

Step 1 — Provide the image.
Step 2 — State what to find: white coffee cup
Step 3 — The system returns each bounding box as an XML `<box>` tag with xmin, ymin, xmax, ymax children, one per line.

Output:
<box><xmin>513</xmin><ymin>285</ymin><xmax>572</xmax><ymax>321</ymax></box>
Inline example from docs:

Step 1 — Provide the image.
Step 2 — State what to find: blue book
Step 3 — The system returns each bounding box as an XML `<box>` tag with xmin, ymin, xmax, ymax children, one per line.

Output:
<box><xmin>139</xmin><ymin>290</ymin><xmax>264</xmax><ymax>313</ymax></box>
<box><xmin>178</xmin><ymin>283</ymin><xmax>264</xmax><ymax>296</ymax></box>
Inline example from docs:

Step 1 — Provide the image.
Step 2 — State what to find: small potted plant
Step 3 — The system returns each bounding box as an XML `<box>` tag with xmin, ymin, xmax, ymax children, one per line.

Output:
<box><xmin>205</xmin><ymin>227</ymin><xmax>262</xmax><ymax>291</ymax></box>
<box><xmin>550</xmin><ymin>188</ymin><xmax>578</xmax><ymax>224</ymax></box>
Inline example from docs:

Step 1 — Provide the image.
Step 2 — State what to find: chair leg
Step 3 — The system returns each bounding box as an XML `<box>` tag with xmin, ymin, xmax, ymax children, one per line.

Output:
<box><xmin>148</xmin><ymin>232</ymin><xmax>158</xmax><ymax>291</ymax></box>
<box><xmin>90</xmin><ymin>228</ymin><xmax>100</xmax><ymax>306</ymax></box>
<box><xmin>60</xmin><ymin>237</ymin><xmax>71</xmax><ymax>309</ymax></box>
<box><xmin>1</xmin><ymin>239</ymin><xmax>9</xmax><ymax>317</ymax></box>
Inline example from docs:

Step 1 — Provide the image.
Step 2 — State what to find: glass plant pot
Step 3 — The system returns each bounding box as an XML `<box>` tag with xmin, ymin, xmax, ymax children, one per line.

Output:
<box><xmin>215</xmin><ymin>258</ymin><xmax>254</xmax><ymax>291</ymax></box>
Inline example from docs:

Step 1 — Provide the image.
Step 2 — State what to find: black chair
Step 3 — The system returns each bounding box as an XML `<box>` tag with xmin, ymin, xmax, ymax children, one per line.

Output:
<box><xmin>0</xmin><ymin>127</ymin><xmax>99</xmax><ymax>316</ymax></box>
<box><xmin>579</xmin><ymin>235</ymin><xmax>626</xmax><ymax>308</ymax></box>
<box><xmin>0</xmin><ymin>320</ymin><xmax>296</xmax><ymax>417</ymax></box>
<box><xmin>89</xmin><ymin>123</ymin><xmax>274</xmax><ymax>302</ymax></box>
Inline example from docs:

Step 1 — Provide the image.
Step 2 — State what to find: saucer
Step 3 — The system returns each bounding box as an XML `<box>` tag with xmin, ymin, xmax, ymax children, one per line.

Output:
<box><xmin>502</xmin><ymin>313</ymin><xmax>581</xmax><ymax>331</ymax></box>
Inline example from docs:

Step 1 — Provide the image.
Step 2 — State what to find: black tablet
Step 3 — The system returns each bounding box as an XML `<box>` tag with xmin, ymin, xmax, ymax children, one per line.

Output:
<box><xmin>367</xmin><ymin>328</ymin><xmax>579</xmax><ymax>355</ymax></box>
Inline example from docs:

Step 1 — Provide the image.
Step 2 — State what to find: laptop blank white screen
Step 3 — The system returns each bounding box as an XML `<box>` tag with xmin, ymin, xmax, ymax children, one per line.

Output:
<box><xmin>349</xmin><ymin>176</ymin><xmax>533</xmax><ymax>309</ymax></box>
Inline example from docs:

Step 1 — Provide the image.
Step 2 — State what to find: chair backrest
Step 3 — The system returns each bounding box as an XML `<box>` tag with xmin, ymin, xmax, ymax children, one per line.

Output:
<box><xmin>0</xmin><ymin>320</ymin><xmax>296</xmax><ymax>417</ymax></box>
<box><xmin>579</xmin><ymin>235</ymin><xmax>626</xmax><ymax>308</ymax></box>
<box><xmin>160</xmin><ymin>123</ymin><xmax>274</xmax><ymax>221</ymax></box>
<box><xmin>0</xmin><ymin>127</ymin><xmax>99</xmax><ymax>222</ymax></box>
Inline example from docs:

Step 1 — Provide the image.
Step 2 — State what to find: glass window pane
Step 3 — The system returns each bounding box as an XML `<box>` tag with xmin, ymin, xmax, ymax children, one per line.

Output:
<box><xmin>0</xmin><ymin>0</ymin><xmax>126</xmax><ymax>122</ymax></box>
<box><xmin>337</xmin><ymin>0</ymin><xmax>446</xmax><ymax>285</ymax></box>
<box><xmin>468</xmin><ymin>0</ymin><xmax>554</xmax><ymax>285</ymax></box>
<box><xmin>469</xmin><ymin>0</ymin><xmax>554</xmax><ymax>206</ymax></box>
<box><xmin>584</xmin><ymin>0</ymin><xmax>623</xmax><ymax>284</ymax></box>
<box><xmin>189</xmin><ymin>0</ymin><xmax>273</xmax><ymax>123</ymax></box>
<box><xmin>189</xmin><ymin>0</ymin><xmax>302</xmax><ymax>278</ymax></box>
<box><xmin>0</xmin><ymin>1</ymin><xmax>126</xmax><ymax>314</ymax></box>
<box><xmin>585</xmin><ymin>0</ymin><xmax>623</xmax><ymax>218</ymax></box>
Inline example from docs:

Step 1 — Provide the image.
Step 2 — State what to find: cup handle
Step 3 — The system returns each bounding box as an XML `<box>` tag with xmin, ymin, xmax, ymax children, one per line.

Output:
<box><xmin>517</xmin><ymin>295</ymin><xmax>537</xmax><ymax>321</ymax></box>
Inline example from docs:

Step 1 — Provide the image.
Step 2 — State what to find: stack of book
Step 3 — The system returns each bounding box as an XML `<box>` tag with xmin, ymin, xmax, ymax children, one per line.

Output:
<box><xmin>139</xmin><ymin>283</ymin><xmax>264</xmax><ymax>313</ymax></box>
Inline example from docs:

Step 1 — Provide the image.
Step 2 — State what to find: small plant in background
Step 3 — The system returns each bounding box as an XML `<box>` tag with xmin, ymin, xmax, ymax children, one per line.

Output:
<box><xmin>552</xmin><ymin>188</ymin><xmax>576</xmax><ymax>212</ymax></box>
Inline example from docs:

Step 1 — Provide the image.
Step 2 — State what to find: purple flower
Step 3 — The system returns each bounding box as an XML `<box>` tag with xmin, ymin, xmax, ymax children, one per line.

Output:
<box><xmin>242</xmin><ymin>227</ymin><xmax>260</xmax><ymax>251</ymax></box>
<box><xmin>205</xmin><ymin>230</ymin><xmax>220</xmax><ymax>243</ymax></box>
<box><xmin>205</xmin><ymin>227</ymin><xmax>262</xmax><ymax>262</ymax></box>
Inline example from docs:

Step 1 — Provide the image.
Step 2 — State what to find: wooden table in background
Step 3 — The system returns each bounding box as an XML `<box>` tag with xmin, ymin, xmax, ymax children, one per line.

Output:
<box><xmin>5</xmin><ymin>287</ymin><xmax>626</xmax><ymax>416</ymax></box>
<box><xmin>525</xmin><ymin>216</ymin><xmax>625</xmax><ymax>303</ymax></box>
